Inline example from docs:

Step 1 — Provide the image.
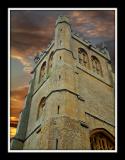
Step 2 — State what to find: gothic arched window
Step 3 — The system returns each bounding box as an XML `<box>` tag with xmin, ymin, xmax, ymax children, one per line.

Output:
<box><xmin>91</xmin><ymin>56</ymin><xmax>102</xmax><ymax>76</ymax></box>
<box><xmin>90</xmin><ymin>128</ymin><xmax>115</xmax><ymax>150</ymax></box>
<box><xmin>78</xmin><ymin>48</ymin><xmax>89</xmax><ymax>68</ymax></box>
<box><xmin>48</xmin><ymin>51</ymin><xmax>54</xmax><ymax>74</ymax></box>
<box><xmin>36</xmin><ymin>97</ymin><xmax>46</xmax><ymax>120</ymax></box>
<box><xmin>39</xmin><ymin>61</ymin><xmax>46</xmax><ymax>83</ymax></box>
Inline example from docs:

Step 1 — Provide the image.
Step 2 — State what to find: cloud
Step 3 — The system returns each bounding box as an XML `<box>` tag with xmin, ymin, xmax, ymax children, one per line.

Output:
<box><xmin>10</xmin><ymin>127</ymin><xmax>17</xmax><ymax>138</ymax></box>
<box><xmin>11</xmin><ymin>47</ymin><xmax>33</xmax><ymax>74</ymax></box>
<box><xmin>10</xmin><ymin>11</ymin><xmax>57</xmax><ymax>77</ymax></box>
<box><xmin>10</xmin><ymin>116</ymin><xmax>18</xmax><ymax>129</ymax></box>
<box><xmin>10</xmin><ymin>116</ymin><xmax>19</xmax><ymax>122</ymax></box>
<box><xmin>11</xmin><ymin>10</ymin><xmax>115</xmax><ymax>51</ymax></box>
<box><xmin>10</xmin><ymin>85</ymin><xmax>29</xmax><ymax>138</ymax></box>
<box><xmin>10</xmin><ymin>85</ymin><xmax>29</xmax><ymax>118</ymax></box>
<box><xmin>11</xmin><ymin>10</ymin><xmax>55</xmax><ymax>54</ymax></box>
<box><xmin>69</xmin><ymin>10</ymin><xmax>115</xmax><ymax>40</ymax></box>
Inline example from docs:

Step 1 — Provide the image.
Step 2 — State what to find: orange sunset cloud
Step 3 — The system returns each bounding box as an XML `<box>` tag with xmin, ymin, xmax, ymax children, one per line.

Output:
<box><xmin>10</xmin><ymin>86</ymin><xmax>29</xmax><ymax>137</ymax></box>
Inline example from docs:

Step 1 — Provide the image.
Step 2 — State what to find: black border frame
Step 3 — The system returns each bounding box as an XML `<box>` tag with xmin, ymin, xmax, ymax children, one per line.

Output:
<box><xmin>0</xmin><ymin>0</ymin><xmax>123</xmax><ymax>160</ymax></box>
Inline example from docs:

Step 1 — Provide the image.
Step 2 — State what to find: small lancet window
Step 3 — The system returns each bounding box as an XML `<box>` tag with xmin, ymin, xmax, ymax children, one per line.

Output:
<box><xmin>59</xmin><ymin>75</ymin><xmax>61</xmax><ymax>80</ymax></box>
<box><xmin>57</xmin><ymin>105</ymin><xmax>60</xmax><ymax>114</ymax></box>
<box><xmin>56</xmin><ymin>139</ymin><xmax>58</xmax><ymax>150</ymax></box>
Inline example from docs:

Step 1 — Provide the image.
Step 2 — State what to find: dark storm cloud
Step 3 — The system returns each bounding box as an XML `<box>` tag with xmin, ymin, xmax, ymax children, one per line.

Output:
<box><xmin>10</xmin><ymin>10</ymin><xmax>70</xmax><ymax>50</ymax></box>
<box><xmin>11</xmin><ymin>10</ymin><xmax>57</xmax><ymax>54</ymax></box>
<box><xmin>11</xmin><ymin>10</ymin><xmax>115</xmax><ymax>58</ymax></box>
<box><xmin>69</xmin><ymin>10</ymin><xmax>115</xmax><ymax>41</ymax></box>
<box><xmin>11</xmin><ymin>30</ymin><xmax>49</xmax><ymax>52</ymax></box>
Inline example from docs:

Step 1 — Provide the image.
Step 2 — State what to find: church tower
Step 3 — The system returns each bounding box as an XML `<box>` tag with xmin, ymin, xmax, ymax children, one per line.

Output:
<box><xmin>11</xmin><ymin>16</ymin><xmax>115</xmax><ymax>150</ymax></box>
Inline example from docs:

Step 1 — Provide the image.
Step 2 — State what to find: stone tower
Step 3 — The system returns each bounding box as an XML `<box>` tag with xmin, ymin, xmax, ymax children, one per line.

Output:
<box><xmin>11</xmin><ymin>16</ymin><xmax>115</xmax><ymax>150</ymax></box>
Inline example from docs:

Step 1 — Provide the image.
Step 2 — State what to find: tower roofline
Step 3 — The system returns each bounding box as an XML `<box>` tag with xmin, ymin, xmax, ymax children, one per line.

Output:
<box><xmin>31</xmin><ymin>15</ymin><xmax>111</xmax><ymax>74</ymax></box>
<box><xmin>31</xmin><ymin>40</ymin><xmax>54</xmax><ymax>74</ymax></box>
<box><xmin>56</xmin><ymin>15</ymin><xmax>70</xmax><ymax>25</ymax></box>
<box><xmin>55</xmin><ymin>15</ymin><xmax>72</xmax><ymax>31</ymax></box>
<box><xmin>72</xmin><ymin>33</ymin><xmax>111</xmax><ymax>61</ymax></box>
<box><xmin>31</xmin><ymin>32</ymin><xmax>111</xmax><ymax>74</ymax></box>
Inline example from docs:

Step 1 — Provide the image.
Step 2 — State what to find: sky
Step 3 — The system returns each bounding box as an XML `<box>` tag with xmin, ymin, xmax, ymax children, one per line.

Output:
<box><xmin>10</xmin><ymin>9</ymin><xmax>115</xmax><ymax>138</ymax></box>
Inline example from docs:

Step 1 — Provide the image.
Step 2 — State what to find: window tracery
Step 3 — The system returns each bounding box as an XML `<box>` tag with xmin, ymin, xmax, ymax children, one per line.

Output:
<box><xmin>78</xmin><ymin>48</ymin><xmax>89</xmax><ymax>68</ymax></box>
<box><xmin>91</xmin><ymin>56</ymin><xmax>102</xmax><ymax>76</ymax></box>
<box><xmin>90</xmin><ymin>129</ymin><xmax>115</xmax><ymax>150</ymax></box>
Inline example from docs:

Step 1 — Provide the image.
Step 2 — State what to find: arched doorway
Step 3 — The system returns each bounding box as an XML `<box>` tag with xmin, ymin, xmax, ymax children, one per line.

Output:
<box><xmin>90</xmin><ymin>128</ymin><xmax>115</xmax><ymax>150</ymax></box>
